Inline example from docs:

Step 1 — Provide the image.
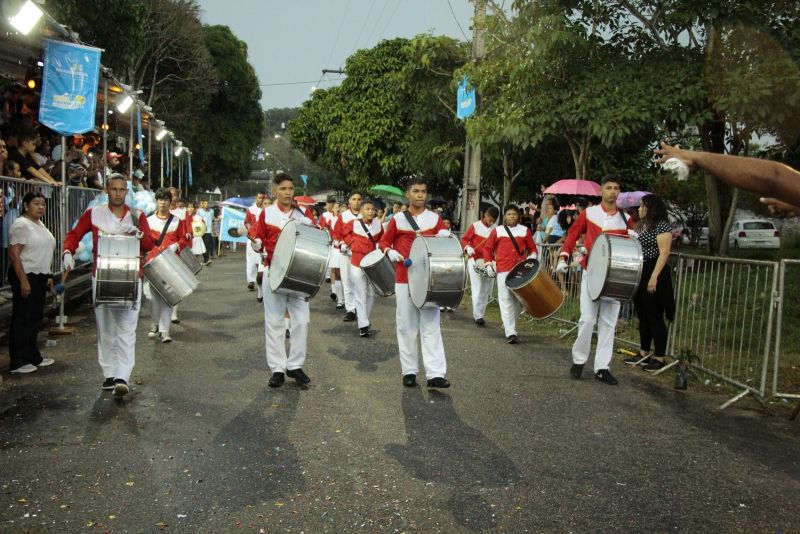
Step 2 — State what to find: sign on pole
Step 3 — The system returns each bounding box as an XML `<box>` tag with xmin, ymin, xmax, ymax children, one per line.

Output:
<box><xmin>38</xmin><ymin>40</ymin><xmax>102</xmax><ymax>135</ymax></box>
<box><xmin>456</xmin><ymin>76</ymin><xmax>476</xmax><ymax>120</ymax></box>
<box><xmin>220</xmin><ymin>206</ymin><xmax>248</xmax><ymax>243</ymax></box>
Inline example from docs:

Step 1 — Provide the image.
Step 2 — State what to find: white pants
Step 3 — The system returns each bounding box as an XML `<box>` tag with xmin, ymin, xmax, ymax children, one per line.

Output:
<box><xmin>262</xmin><ymin>267</ymin><xmax>310</xmax><ymax>373</ymax></box>
<box><xmin>256</xmin><ymin>262</ymin><xmax>265</xmax><ymax>299</ymax></box>
<box><xmin>339</xmin><ymin>254</ymin><xmax>355</xmax><ymax>312</ymax></box>
<box><xmin>496</xmin><ymin>272</ymin><xmax>521</xmax><ymax>337</ymax></box>
<box><xmin>395</xmin><ymin>283</ymin><xmax>447</xmax><ymax>379</ymax></box>
<box><xmin>351</xmin><ymin>266</ymin><xmax>375</xmax><ymax>329</ymax></box>
<box><xmin>92</xmin><ymin>277</ymin><xmax>141</xmax><ymax>383</ymax></box>
<box><xmin>245</xmin><ymin>245</ymin><xmax>259</xmax><ymax>284</ymax></box>
<box><xmin>573</xmin><ymin>273</ymin><xmax>620</xmax><ymax>371</ymax></box>
<box><xmin>147</xmin><ymin>285</ymin><xmax>172</xmax><ymax>335</ymax></box>
<box><xmin>467</xmin><ymin>258</ymin><xmax>493</xmax><ymax>320</ymax></box>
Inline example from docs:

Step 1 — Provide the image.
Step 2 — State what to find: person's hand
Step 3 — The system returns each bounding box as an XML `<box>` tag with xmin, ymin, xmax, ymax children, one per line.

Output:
<box><xmin>485</xmin><ymin>262</ymin><xmax>497</xmax><ymax>278</ymax></box>
<box><xmin>168</xmin><ymin>243</ymin><xmax>179</xmax><ymax>252</ymax></box>
<box><xmin>436</xmin><ymin>229</ymin><xmax>451</xmax><ymax>238</ymax></box>
<box><xmin>527</xmin><ymin>253</ymin><xmax>538</xmax><ymax>261</ymax></box>
<box><xmin>654</xmin><ymin>141</ymin><xmax>695</xmax><ymax>180</ymax></box>
<box><xmin>340</xmin><ymin>243</ymin><xmax>349</xmax><ymax>254</ymax></box>
<box><xmin>20</xmin><ymin>276</ymin><xmax>31</xmax><ymax>298</ymax></box>
<box><xmin>62</xmin><ymin>251</ymin><xmax>75</xmax><ymax>271</ymax></box>
<box><xmin>387</xmin><ymin>249</ymin><xmax>404</xmax><ymax>263</ymax></box>
<box><xmin>760</xmin><ymin>197</ymin><xmax>800</xmax><ymax>218</ymax></box>
<box><xmin>647</xmin><ymin>276</ymin><xmax>657</xmax><ymax>294</ymax></box>
<box><xmin>120</xmin><ymin>222</ymin><xmax>138</xmax><ymax>235</ymax></box>
<box><xmin>628</xmin><ymin>229</ymin><xmax>639</xmax><ymax>239</ymax></box>
<box><xmin>556</xmin><ymin>258</ymin><xmax>568</xmax><ymax>273</ymax></box>
<box><xmin>464</xmin><ymin>245</ymin><xmax>475</xmax><ymax>256</ymax></box>
<box><xmin>260</xmin><ymin>251</ymin><xmax>269</xmax><ymax>260</ymax></box>
<box><xmin>251</xmin><ymin>238</ymin><xmax>263</xmax><ymax>252</ymax></box>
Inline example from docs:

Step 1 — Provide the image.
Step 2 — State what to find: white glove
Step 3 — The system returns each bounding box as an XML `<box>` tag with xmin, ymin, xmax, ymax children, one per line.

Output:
<box><xmin>62</xmin><ymin>252</ymin><xmax>75</xmax><ymax>271</ymax></box>
<box><xmin>527</xmin><ymin>253</ymin><xmax>538</xmax><ymax>261</ymax></box>
<box><xmin>168</xmin><ymin>243</ymin><xmax>179</xmax><ymax>252</ymax></box>
<box><xmin>556</xmin><ymin>258</ymin><xmax>569</xmax><ymax>273</ymax></box>
<box><xmin>387</xmin><ymin>249</ymin><xmax>404</xmax><ymax>263</ymax></box>
<box><xmin>465</xmin><ymin>246</ymin><xmax>475</xmax><ymax>256</ymax></box>
<box><xmin>436</xmin><ymin>229</ymin><xmax>451</xmax><ymax>238</ymax></box>
<box><xmin>628</xmin><ymin>229</ymin><xmax>639</xmax><ymax>239</ymax></box>
<box><xmin>300</xmin><ymin>216</ymin><xmax>314</xmax><ymax>226</ymax></box>
<box><xmin>340</xmin><ymin>243</ymin><xmax>349</xmax><ymax>254</ymax></box>
<box><xmin>251</xmin><ymin>238</ymin><xmax>263</xmax><ymax>252</ymax></box>
<box><xmin>260</xmin><ymin>251</ymin><xmax>269</xmax><ymax>260</ymax></box>
<box><xmin>485</xmin><ymin>262</ymin><xmax>497</xmax><ymax>278</ymax></box>
<box><xmin>120</xmin><ymin>222</ymin><xmax>138</xmax><ymax>235</ymax></box>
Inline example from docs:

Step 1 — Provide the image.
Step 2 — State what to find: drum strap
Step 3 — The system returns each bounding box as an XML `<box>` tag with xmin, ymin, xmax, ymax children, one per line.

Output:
<box><xmin>359</xmin><ymin>220</ymin><xmax>376</xmax><ymax>243</ymax></box>
<box><xmin>129</xmin><ymin>207</ymin><xmax>140</xmax><ymax>229</ymax></box>
<box><xmin>156</xmin><ymin>214</ymin><xmax>175</xmax><ymax>247</ymax></box>
<box><xmin>503</xmin><ymin>225</ymin><xmax>524</xmax><ymax>257</ymax></box>
<box><xmin>402</xmin><ymin>211</ymin><xmax>422</xmax><ymax>236</ymax></box>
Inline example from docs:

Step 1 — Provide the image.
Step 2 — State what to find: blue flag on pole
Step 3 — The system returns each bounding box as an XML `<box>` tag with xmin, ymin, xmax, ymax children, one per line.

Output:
<box><xmin>38</xmin><ymin>40</ymin><xmax>102</xmax><ymax>135</ymax></box>
<box><xmin>165</xmin><ymin>141</ymin><xmax>171</xmax><ymax>177</ymax></box>
<box><xmin>300</xmin><ymin>174</ymin><xmax>308</xmax><ymax>186</ymax></box>
<box><xmin>456</xmin><ymin>76</ymin><xmax>476</xmax><ymax>120</ymax></box>
<box><xmin>136</xmin><ymin>107</ymin><xmax>144</xmax><ymax>163</ymax></box>
<box><xmin>188</xmin><ymin>153</ymin><xmax>193</xmax><ymax>187</ymax></box>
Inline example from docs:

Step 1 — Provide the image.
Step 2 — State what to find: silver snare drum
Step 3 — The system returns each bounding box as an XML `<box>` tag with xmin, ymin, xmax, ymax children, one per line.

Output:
<box><xmin>586</xmin><ymin>234</ymin><xmax>643</xmax><ymax>301</ymax></box>
<box><xmin>360</xmin><ymin>249</ymin><xmax>396</xmax><ymax>297</ymax></box>
<box><xmin>95</xmin><ymin>233</ymin><xmax>141</xmax><ymax>307</ymax></box>
<box><xmin>269</xmin><ymin>220</ymin><xmax>332</xmax><ymax>300</ymax></box>
<box><xmin>179</xmin><ymin>246</ymin><xmax>203</xmax><ymax>274</ymax></box>
<box><xmin>144</xmin><ymin>247</ymin><xmax>199</xmax><ymax>306</ymax></box>
<box><xmin>408</xmin><ymin>236</ymin><xmax>466</xmax><ymax>309</ymax></box>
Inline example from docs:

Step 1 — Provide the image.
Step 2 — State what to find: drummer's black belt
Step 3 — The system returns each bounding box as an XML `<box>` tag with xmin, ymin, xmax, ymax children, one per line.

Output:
<box><xmin>359</xmin><ymin>220</ymin><xmax>376</xmax><ymax>243</ymax></box>
<box><xmin>503</xmin><ymin>225</ymin><xmax>524</xmax><ymax>258</ymax></box>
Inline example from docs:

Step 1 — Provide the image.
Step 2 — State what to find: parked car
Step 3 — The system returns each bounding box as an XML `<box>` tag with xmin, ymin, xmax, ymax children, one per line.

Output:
<box><xmin>728</xmin><ymin>219</ymin><xmax>780</xmax><ymax>249</ymax></box>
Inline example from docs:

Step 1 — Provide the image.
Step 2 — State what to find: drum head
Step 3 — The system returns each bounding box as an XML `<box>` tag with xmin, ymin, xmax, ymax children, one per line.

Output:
<box><xmin>360</xmin><ymin>249</ymin><xmax>384</xmax><ymax>269</ymax></box>
<box><xmin>269</xmin><ymin>219</ymin><xmax>298</xmax><ymax>291</ymax></box>
<box><xmin>408</xmin><ymin>237</ymin><xmax>431</xmax><ymax>309</ymax></box>
<box><xmin>505</xmin><ymin>258</ymin><xmax>540</xmax><ymax>290</ymax></box>
<box><xmin>587</xmin><ymin>234</ymin><xmax>611</xmax><ymax>300</ymax></box>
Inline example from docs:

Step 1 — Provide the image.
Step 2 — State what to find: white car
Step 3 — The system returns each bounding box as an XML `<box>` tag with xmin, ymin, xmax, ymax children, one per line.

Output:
<box><xmin>728</xmin><ymin>220</ymin><xmax>780</xmax><ymax>249</ymax></box>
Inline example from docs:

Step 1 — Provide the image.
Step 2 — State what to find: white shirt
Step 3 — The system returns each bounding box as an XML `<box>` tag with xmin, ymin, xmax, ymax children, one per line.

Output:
<box><xmin>9</xmin><ymin>216</ymin><xmax>56</xmax><ymax>274</ymax></box>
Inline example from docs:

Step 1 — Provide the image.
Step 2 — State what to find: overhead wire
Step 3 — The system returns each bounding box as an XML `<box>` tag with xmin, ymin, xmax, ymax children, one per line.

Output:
<box><xmin>379</xmin><ymin>0</ymin><xmax>403</xmax><ymax>37</ymax></box>
<box><xmin>446</xmin><ymin>0</ymin><xmax>470</xmax><ymax>41</ymax></box>
<box><xmin>352</xmin><ymin>0</ymin><xmax>379</xmax><ymax>54</ymax></box>
<box><xmin>363</xmin><ymin>0</ymin><xmax>391</xmax><ymax>45</ymax></box>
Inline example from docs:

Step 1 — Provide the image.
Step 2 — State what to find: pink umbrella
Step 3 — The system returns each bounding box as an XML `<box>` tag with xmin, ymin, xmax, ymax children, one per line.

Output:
<box><xmin>617</xmin><ymin>191</ymin><xmax>651</xmax><ymax>209</ymax></box>
<box><xmin>544</xmin><ymin>179</ymin><xmax>601</xmax><ymax>196</ymax></box>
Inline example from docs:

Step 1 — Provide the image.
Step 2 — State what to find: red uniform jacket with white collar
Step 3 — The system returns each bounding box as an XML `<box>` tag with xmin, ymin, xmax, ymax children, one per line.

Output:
<box><xmin>333</xmin><ymin>209</ymin><xmax>361</xmax><ymax>247</ymax></box>
<box><xmin>248</xmin><ymin>203</ymin><xmax>315</xmax><ymax>267</ymax></box>
<box><xmin>482</xmin><ymin>224</ymin><xmax>537</xmax><ymax>273</ymax></box>
<box><xmin>244</xmin><ymin>204</ymin><xmax>262</xmax><ymax>229</ymax></box>
<box><xmin>349</xmin><ymin>218</ymin><xmax>384</xmax><ymax>268</ymax></box>
<box><xmin>559</xmin><ymin>203</ymin><xmax>634</xmax><ymax>269</ymax></box>
<box><xmin>145</xmin><ymin>212</ymin><xmax>192</xmax><ymax>262</ymax></box>
<box><xmin>460</xmin><ymin>219</ymin><xmax>495</xmax><ymax>258</ymax></box>
<box><xmin>379</xmin><ymin>209</ymin><xmax>444</xmax><ymax>283</ymax></box>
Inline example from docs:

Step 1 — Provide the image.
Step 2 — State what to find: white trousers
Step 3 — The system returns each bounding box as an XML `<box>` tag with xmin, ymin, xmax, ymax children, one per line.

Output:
<box><xmin>146</xmin><ymin>281</ymin><xmax>172</xmax><ymax>334</ymax></box>
<box><xmin>262</xmin><ymin>267</ymin><xmax>310</xmax><ymax>373</ymax></box>
<box><xmin>92</xmin><ymin>277</ymin><xmax>141</xmax><ymax>382</ymax></box>
<box><xmin>496</xmin><ymin>272</ymin><xmax>521</xmax><ymax>337</ymax></box>
<box><xmin>339</xmin><ymin>254</ymin><xmax>355</xmax><ymax>312</ymax></box>
<box><xmin>573</xmin><ymin>273</ymin><xmax>620</xmax><ymax>371</ymax></box>
<box><xmin>395</xmin><ymin>283</ymin><xmax>447</xmax><ymax>379</ymax></box>
<box><xmin>245</xmin><ymin>245</ymin><xmax>259</xmax><ymax>284</ymax></box>
<box><xmin>351</xmin><ymin>266</ymin><xmax>375</xmax><ymax>328</ymax></box>
<box><xmin>467</xmin><ymin>258</ymin><xmax>493</xmax><ymax>320</ymax></box>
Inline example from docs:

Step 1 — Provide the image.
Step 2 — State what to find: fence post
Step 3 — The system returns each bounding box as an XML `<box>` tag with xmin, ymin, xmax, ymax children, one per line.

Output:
<box><xmin>53</xmin><ymin>137</ymin><xmax>71</xmax><ymax>332</ymax></box>
<box><xmin>758</xmin><ymin>263</ymin><xmax>780</xmax><ymax>399</ymax></box>
<box><xmin>772</xmin><ymin>260</ymin><xmax>785</xmax><ymax>398</ymax></box>
<box><xmin>666</xmin><ymin>254</ymin><xmax>684</xmax><ymax>356</ymax></box>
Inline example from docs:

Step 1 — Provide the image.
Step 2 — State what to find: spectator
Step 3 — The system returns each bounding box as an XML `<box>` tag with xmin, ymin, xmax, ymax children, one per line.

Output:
<box><xmin>0</xmin><ymin>135</ymin><xmax>8</xmax><ymax>173</ymax></box>
<box><xmin>196</xmin><ymin>199</ymin><xmax>214</xmax><ymax>263</ymax></box>
<box><xmin>555</xmin><ymin>209</ymin><xmax>574</xmax><ymax>244</ymax></box>
<box><xmin>544</xmin><ymin>197</ymin><xmax>564</xmax><ymax>244</ymax></box>
<box><xmin>7</xmin><ymin>191</ymin><xmax>56</xmax><ymax>374</ymax></box>
<box><xmin>8</xmin><ymin>130</ymin><xmax>60</xmax><ymax>186</ymax></box>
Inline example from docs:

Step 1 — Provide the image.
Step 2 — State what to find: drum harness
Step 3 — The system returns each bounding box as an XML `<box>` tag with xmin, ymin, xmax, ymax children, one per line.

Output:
<box><xmin>358</xmin><ymin>219</ymin><xmax>378</xmax><ymax>248</ymax></box>
<box><xmin>402</xmin><ymin>211</ymin><xmax>423</xmax><ymax>237</ymax></box>
<box><xmin>503</xmin><ymin>225</ymin><xmax>526</xmax><ymax>259</ymax></box>
<box><xmin>155</xmin><ymin>214</ymin><xmax>175</xmax><ymax>247</ymax></box>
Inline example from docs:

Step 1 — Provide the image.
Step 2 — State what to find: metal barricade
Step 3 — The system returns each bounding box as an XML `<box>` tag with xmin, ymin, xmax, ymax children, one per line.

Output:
<box><xmin>772</xmin><ymin>259</ymin><xmax>800</xmax><ymax>402</ymax></box>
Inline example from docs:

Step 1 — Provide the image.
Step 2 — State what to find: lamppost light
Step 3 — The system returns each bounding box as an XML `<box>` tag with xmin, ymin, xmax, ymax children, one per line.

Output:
<box><xmin>9</xmin><ymin>1</ymin><xmax>44</xmax><ymax>35</ymax></box>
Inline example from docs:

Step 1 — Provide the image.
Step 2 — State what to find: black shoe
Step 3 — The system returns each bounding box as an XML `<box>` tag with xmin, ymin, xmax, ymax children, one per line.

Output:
<box><xmin>113</xmin><ymin>379</ymin><xmax>129</xmax><ymax>397</ymax></box>
<box><xmin>474</xmin><ymin>318</ymin><xmax>485</xmax><ymax>326</ymax></box>
<box><xmin>403</xmin><ymin>374</ymin><xmax>417</xmax><ymax>387</ymax></box>
<box><xmin>286</xmin><ymin>368</ymin><xmax>311</xmax><ymax>385</ymax></box>
<box><xmin>343</xmin><ymin>311</ymin><xmax>356</xmax><ymax>322</ymax></box>
<box><xmin>102</xmin><ymin>377</ymin><xmax>115</xmax><ymax>390</ymax></box>
<box><xmin>329</xmin><ymin>292</ymin><xmax>337</xmax><ymax>301</ymax></box>
<box><xmin>335</xmin><ymin>303</ymin><xmax>344</xmax><ymax>310</ymax></box>
<box><xmin>595</xmin><ymin>369</ymin><xmax>619</xmax><ymax>385</ymax></box>
<box><xmin>247</xmin><ymin>282</ymin><xmax>255</xmax><ymax>291</ymax></box>
<box><xmin>624</xmin><ymin>353</ymin><xmax>652</xmax><ymax>366</ymax></box>
<box><xmin>570</xmin><ymin>363</ymin><xmax>584</xmax><ymax>379</ymax></box>
<box><xmin>257</xmin><ymin>296</ymin><xmax>263</xmax><ymax>303</ymax></box>
<box><xmin>268</xmin><ymin>372</ymin><xmax>285</xmax><ymax>388</ymax></box>
<box><xmin>642</xmin><ymin>359</ymin><xmax>667</xmax><ymax>372</ymax></box>
<box><xmin>507</xmin><ymin>335</ymin><xmax>518</xmax><ymax>344</ymax></box>
<box><xmin>359</xmin><ymin>326</ymin><xmax>370</xmax><ymax>338</ymax></box>
<box><xmin>171</xmin><ymin>319</ymin><xmax>180</xmax><ymax>324</ymax></box>
<box><xmin>427</xmin><ymin>377</ymin><xmax>450</xmax><ymax>388</ymax></box>
<box><xmin>285</xmin><ymin>329</ymin><xmax>290</xmax><ymax>339</ymax></box>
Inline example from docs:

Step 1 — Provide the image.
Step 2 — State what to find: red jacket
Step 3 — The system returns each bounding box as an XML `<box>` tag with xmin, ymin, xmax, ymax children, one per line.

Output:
<box><xmin>248</xmin><ymin>203</ymin><xmax>315</xmax><ymax>267</ymax></box>
<box><xmin>482</xmin><ymin>224</ymin><xmax>537</xmax><ymax>273</ymax></box>
<box><xmin>333</xmin><ymin>209</ymin><xmax>360</xmax><ymax>248</ymax></box>
<box><xmin>349</xmin><ymin>218</ymin><xmax>383</xmax><ymax>267</ymax></box>
<box><xmin>460</xmin><ymin>219</ymin><xmax>495</xmax><ymax>258</ymax></box>
<box><xmin>64</xmin><ymin>204</ymin><xmax>155</xmax><ymax>276</ymax></box>
<box><xmin>379</xmin><ymin>209</ymin><xmax>444</xmax><ymax>283</ymax></box>
<box><xmin>145</xmin><ymin>212</ymin><xmax>192</xmax><ymax>262</ymax></box>
<box><xmin>559</xmin><ymin>203</ymin><xmax>634</xmax><ymax>269</ymax></box>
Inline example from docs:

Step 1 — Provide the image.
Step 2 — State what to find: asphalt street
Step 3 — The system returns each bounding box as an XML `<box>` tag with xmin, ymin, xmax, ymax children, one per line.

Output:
<box><xmin>1</xmin><ymin>252</ymin><xmax>798</xmax><ymax>533</ymax></box>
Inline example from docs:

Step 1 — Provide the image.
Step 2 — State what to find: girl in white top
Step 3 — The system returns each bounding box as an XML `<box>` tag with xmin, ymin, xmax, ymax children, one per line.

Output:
<box><xmin>8</xmin><ymin>192</ymin><xmax>56</xmax><ymax>373</ymax></box>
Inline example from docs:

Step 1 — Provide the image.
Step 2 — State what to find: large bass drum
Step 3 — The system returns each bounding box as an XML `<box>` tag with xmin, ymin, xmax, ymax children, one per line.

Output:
<box><xmin>95</xmin><ymin>233</ymin><xmax>140</xmax><ymax>307</ymax></box>
<box><xmin>586</xmin><ymin>234</ymin><xmax>643</xmax><ymax>301</ymax></box>
<box><xmin>360</xmin><ymin>249</ymin><xmax>396</xmax><ymax>297</ymax></box>
<box><xmin>505</xmin><ymin>258</ymin><xmax>564</xmax><ymax>319</ymax></box>
<box><xmin>408</xmin><ymin>236</ymin><xmax>466</xmax><ymax>309</ymax></box>
<box><xmin>269</xmin><ymin>219</ymin><xmax>332</xmax><ymax>300</ymax></box>
<box><xmin>144</xmin><ymin>247</ymin><xmax>199</xmax><ymax>306</ymax></box>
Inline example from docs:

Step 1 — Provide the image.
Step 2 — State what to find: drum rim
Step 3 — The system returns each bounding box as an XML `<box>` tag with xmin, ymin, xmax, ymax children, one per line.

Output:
<box><xmin>587</xmin><ymin>234</ymin><xmax>612</xmax><ymax>300</ymax></box>
<box><xmin>360</xmin><ymin>249</ymin><xmax>387</xmax><ymax>269</ymax></box>
<box><xmin>505</xmin><ymin>258</ymin><xmax>542</xmax><ymax>290</ymax></box>
<box><xmin>408</xmin><ymin>237</ymin><xmax>432</xmax><ymax>309</ymax></box>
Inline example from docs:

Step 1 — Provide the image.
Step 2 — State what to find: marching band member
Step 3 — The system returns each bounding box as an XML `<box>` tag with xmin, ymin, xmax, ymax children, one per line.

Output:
<box><xmin>145</xmin><ymin>188</ymin><xmax>191</xmax><ymax>343</ymax></box>
<box><xmin>556</xmin><ymin>175</ymin><xmax>634</xmax><ymax>385</ymax></box>
<box><xmin>333</xmin><ymin>191</ymin><xmax>363</xmax><ymax>321</ymax></box>
<box><xmin>168</xmin><ymin>189</ymin><xmax>185</xmax><ymax>324</ymax></box>
<box><xmin>379</xmin><ymin>177</ymin><xmax>451</xmax><ymax>388</ymax></box>
<box><xmin>460</xmin><ymin>205</ymin><xmax>499</xmax><ymax>326</ymax></box>
<box><xmin>320</xmin><ymin>198</ymin><xmax>340</xmax><ymax>304</ymax></box>
<box><xmin>249</xmin><ymin>173</ymin><xmax>316</xmax><ymax>388</ymax></box>
<box><xmin>347</xmin><ymin>199</ymin><xmax>383</xmax><ymax>338</ymax></box>
<box><xmin>482</xmin><ymin>205</ymin><xmax>537</xmax><ymax>344</ymax></box>
<box><xmin>244</xmin><ymin>192</ymin><xmax>266</xmax><ymax>294</ymax></box>
<box><xmin>63</xmin><ymin>174</ymin><xmax>155</xmax><ymax>397</ymax></box>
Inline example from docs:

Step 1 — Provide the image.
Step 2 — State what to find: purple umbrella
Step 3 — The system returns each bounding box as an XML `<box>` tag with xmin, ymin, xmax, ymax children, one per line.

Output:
<box><xmin>617</xmin><ymin>191</ymin><xmax>651</xmax><ymax>209</ymax></box>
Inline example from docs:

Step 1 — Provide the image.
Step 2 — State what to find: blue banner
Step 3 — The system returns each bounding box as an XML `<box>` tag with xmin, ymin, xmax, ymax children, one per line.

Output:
<box><xmin>456</xmin><ymin>76</ymin><xmax>476</xmax><ymax>120</ymax></box>
<box><xmin>188</xmin><ymin>153</ymin><xmax>193</xmax><ymax>187</ymax></box>
<box><xmin>220</xmin><ymin>206</ymin><xmax>248</xmax><ymax>243</ymax></box>
<box><xmin>38</xmin><ymin>40</ymin><xmax>102</xmax><ymax>135</ymax></box>
<box><xmin>136</xmin><ymin>107</ymin><xmax>144</xmax><ymax>163</ymax></box>
<box><xmin>165</xmin><ymin>141</ymin><xmax>171</xmax><ymax>177</ymax></box>
<box><xmin>300</xmin><ymin>174</ymin><xmax>308</xmax><ymax>186</ymax></box>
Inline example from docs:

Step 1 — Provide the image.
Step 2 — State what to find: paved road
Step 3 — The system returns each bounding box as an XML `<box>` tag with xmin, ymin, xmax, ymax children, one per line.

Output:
<box><xmin>1</xmin><ymin>253</ymin><xmax>798</xmax><ymax>533</ymax></box>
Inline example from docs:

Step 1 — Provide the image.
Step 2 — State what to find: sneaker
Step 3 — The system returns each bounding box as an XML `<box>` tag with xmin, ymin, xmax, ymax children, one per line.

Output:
<box><xmin>113</xmin><ymin>379</ymin><xmax>129</xmax><ymax>397</ymax></box>
<box><xmin>624</xmin><ymin>352</ymin><xmax>652</xmax><ymax>366</ymax></box>
<box><xmin>37</xmin><ymin>358</ymin><xmax>55</xmax><ymax>367</ymax></box>
<box><xmin>427</xmin><ymin>377</ymin><xmax>450</xmax><ymax>388</ymax></box>
<box><xmin>171</xmin><ymin>318</ymin><xmax>181</xmax><ymax>324</ymax></box>
<box><xmin>403</xmin><ymin>374</ymin><xmax>417</xmax><ymax>387</ymax></box>
<box><xmin>570</xmin><ymin>363</ymin><xmax>584</xmax><ymax>380</ymax></box>
<box><xmin>159</xmin><ymin>333</ymin><xmax>172</xmax><ymax>343</ymax></box>
<box><xmin>268</xmin><ymin>372</ymin><xmax>285</xmax><ymax>388</ymax></box>
<box><xmin>329</xmin><ymin>292</ymin><xmax>337</xmax><ymax>301</ymax></box>
<box><xmin>102</xmin><ymin>377</ymin><xmax>115</xmax><ymax>390</ymax></box>
<box><xmin>507</xmin><ymin>335</ymin><xmax>518</xmax><ymax>344</ymax></box>
<box><xmin>343</xmin><ymin>311</ymin><xmax>356</xmax><ymax>322</ymax></box>
<box><xmin>359</xmin><ymin>326</ymin><xmax>370</xmax><ymax>338</ymax></box>
<box><xmin>474</xmin><ymin>318</ymin><xmax>485</xmax><ymax>326</ymax></box>
<box><xmin>286</xmin><ymin>368</ymin><xmax>311</xmax><ymax>385</ymax></box>
<box><xmin>594</xmin><ymin>369</ymin><xmax>619</xmax><ymax>385</ymax></box>
<box><xmin>247</xmin><ymin>282</ymin><xmax>255</xmax><ymax>291</ymax></box>
<box><xmin>285</xmin><ymin>329</ymin><xmax>290</xmax><ymax>339</ymax></box>
<box><xmin>257</xmin><ymin>296</ymin><xmax>263</xmax><ymax>303</ymax></box>
<box><xmin>335</xmin><ymin>303</ymin><xmax>345</xmax><ymax>310</ymax></box>
<box><xmin>10</xmin><ymin>364</ymin><xmax>37</xmax><ymax>374</ymax></box>
<box><xmin>148</xmin><ymin>323</ymin><xmax>158</xmax><ymax>339</ymax></box>
<box><xmin>643</xmin><ymin>359</ymin><xmax>667</xmax><ymax>372</ymax></box>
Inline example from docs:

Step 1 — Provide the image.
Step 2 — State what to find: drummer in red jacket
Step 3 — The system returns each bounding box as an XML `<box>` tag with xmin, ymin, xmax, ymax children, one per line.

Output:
<box><xmin>379</xmin><ymin>177</ymin><xmax>451</xmax><ymax>388</ymax></box>
<box><xmin>460</xmin><ymin>205</ymin><xmax>499</xmax><ymax>326</ymax></box>
<box><xmin>556</xmin><ymin>175</ymin><xmax>634</xmax><ymax>385</ymax></box>
<box><xmin>62</xmin><ymin>174</ymin><xmax>155</xmax><ymax>397</ymax></box>
<box><xmin>333</xmin><ymin>191</ymin><xmax>363</xmax><ymax>322</ymax></box>
<box><xmin>249</xmin><ymin>172</ymin><xmax>317</xmax><ymax>388</ymax></box>
<box><xmin>346</xmin><ymin>198</ymin><xmax>384</xmax><ymax>338</ymax></box>
<box><xmin>145</xmin><ymin>188</ymin><xmax>192</xmax><ymax>344</ymax></box>
<box><xmin>482</xmin><ymin>205</ymin><xmax>537</xmax><ymax>344</ymax></box>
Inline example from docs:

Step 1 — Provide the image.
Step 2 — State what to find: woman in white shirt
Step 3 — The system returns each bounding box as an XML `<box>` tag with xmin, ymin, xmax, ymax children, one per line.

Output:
<box><xmin>8</xmin><ymin>192</ymin><xmax>56</xmax><ymax>374</ymax></box>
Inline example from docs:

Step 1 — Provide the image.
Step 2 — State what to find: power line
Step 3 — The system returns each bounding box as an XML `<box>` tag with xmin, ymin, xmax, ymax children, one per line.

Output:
<box><xmin>352</xmin><ymin>0</ymin><xmax>378</xmax><ymax>54</ymax></box>
<box><xmin>379</xmin><ymin>0</ymin><xmax>403</xmax><ymax>37</ymax></box>
<box><xmin>446</xmin><ymin>0</ymin><xmax>470</xmax><ymax>42</ymax></box>
<box><xmin>364</xmin><ymin>0</ymin><xmax>391</xmax><ymax>45</ymax></box>
<box><xmin>326</xmin><ymin>0</ymin><xmax>353</xmax><ymax>69</ymax></box>
<box><xmin>258</xmin><ymin>78</ymin><xmax>345</xmax><ymax>88</ymax></box>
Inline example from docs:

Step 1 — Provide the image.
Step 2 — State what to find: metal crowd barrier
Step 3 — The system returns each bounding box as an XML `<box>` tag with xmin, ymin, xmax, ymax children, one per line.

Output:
<box><xmin>772</xmin><ymin>259</ymin><xmax>800</xmax><ymax>404</ymax></box>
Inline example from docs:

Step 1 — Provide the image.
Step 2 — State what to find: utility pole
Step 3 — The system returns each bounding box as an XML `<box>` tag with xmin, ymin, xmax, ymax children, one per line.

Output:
<box><xmin>461</xmin><ymin>0</ymin><xmax>486</xmax><ymax>232</ymax></box>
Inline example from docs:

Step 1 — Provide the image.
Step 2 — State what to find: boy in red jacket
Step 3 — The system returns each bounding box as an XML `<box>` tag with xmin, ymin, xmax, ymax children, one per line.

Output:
<box><xmin>347</xmin><ymin>199</ymin><xmax>384</xmax><ymax>337</ymax></box>
<box><xmin>460</xmin><ymin>205</ymin><xmax>499</xmax><ymax>326</ymax></box>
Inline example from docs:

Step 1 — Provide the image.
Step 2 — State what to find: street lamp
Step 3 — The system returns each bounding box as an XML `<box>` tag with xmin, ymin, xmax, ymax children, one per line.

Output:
<box><xmin>8</xmin><ymin>0</ymin><xmax>43</xmax><ymax>35</ymax></box>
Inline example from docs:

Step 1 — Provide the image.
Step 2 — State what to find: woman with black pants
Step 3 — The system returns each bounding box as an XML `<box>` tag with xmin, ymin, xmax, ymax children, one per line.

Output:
<box><xmin>628</xmin><ymin>194</ymin><xmax>675</xmax><ymax>371</ymax></box>
<box><xmin>8</xmin><ymin>191</ymin><xmax>56</xmax><ymax>374</ymax></box>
